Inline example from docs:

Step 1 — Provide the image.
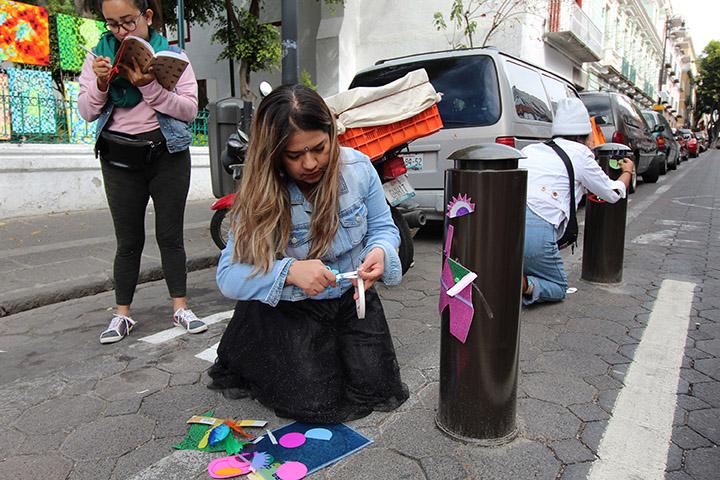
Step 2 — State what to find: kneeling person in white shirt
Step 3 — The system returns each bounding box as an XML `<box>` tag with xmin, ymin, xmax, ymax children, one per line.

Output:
<box><xmin>519</xmin><ymin>98</ymin><xmax>633</xmax><ymax>305</ymax></box>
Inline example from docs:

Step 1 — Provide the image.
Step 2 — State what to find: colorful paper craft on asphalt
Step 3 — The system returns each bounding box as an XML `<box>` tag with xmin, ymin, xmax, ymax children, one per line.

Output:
<box><xmin>173</xmin><ymin>410</ymin><xmax>253</xmax><ymax>455</ymax></box>
<box><xmin>242</xmin><ymin>422</ymin><xmax>371</xmax><ymax>477</ymax></box>
<box><xmin>56</xmin><ymin>13</ymin><xmax>105</xmax><ymax>72</ymax></box>
<box><xmin>439</xmin><ymin>225</ymin><xmax>476</xmax><ymax>343</ymax></box>
<box><xmin>0</xmin><ymin>0</ymin><xmax>50</xmax><ymax>66</ymax></box>
<box><xmin>446</xmin><ymin>193</ymin><xmax>475</xmax><ymax>218</ymax></box>
<box><xmin>8</xmin><ymin>68</ymin><xmax>56</xmax><ymax>135</ymax></box>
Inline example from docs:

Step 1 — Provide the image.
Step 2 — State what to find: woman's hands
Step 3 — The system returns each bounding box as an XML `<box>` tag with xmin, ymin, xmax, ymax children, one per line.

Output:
<box><xmin>286</xmin><ymin>259</ymin><xmax>337</xmax><ymax>297</ymax></box>
<box><xmin>286</xmin><ymin>248</ymin><xmax>385</xmax><ymax>299</ymax></box>
<box><xmin>92</xmin><ymin>56</ymin><xmax>113</xmax><ymax>92</ymax></box>
<box><xmin>351</xmin><ymin>248</ymin><xmax>385</xmax><ymax>299</ymax></box>
<box><xmin>620</xmin><ymin>158</ymin><xmax>635</xmax><ymax>173</ymax></box>
<box><xmin>119</xmin><ymin>57</ymin><xmax>155</xmax><ymax>87</ymax></box>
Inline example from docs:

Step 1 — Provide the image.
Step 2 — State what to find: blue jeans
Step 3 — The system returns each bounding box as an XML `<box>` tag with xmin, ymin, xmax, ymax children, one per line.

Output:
<box><xmin>523</xmin><ymin>207</ymin><xmax>568</xmax><ymax>305</ymax></box>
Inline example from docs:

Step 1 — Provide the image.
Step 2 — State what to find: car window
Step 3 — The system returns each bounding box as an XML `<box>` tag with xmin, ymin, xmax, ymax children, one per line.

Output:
<box><xmin>642</xmin><ymin>112</ymin><xmax>657</xmax><ymax>127</ymax></box>
<box><xmin>350</xmin><ymin>55</ymin><xmax>501</xmax><ymax>129</ymax></box>
<box><xmin>580</xmin><ymin>94</ymin><xmax>614</xmax><ymax>125</ymax></box>
<box><xmin>542</xmin><ymin>75</ymin><xmax>577</xmax><ymax>112</ymax></box>
<box><xmin>504</xmin><ymin>60</ymin><xmax>552</xmax><ymax>122</ymax></box>
<box><xmin>615</xmin><ymin>94</ymin><xmax>643</xmax><ymax>129</ymax></box>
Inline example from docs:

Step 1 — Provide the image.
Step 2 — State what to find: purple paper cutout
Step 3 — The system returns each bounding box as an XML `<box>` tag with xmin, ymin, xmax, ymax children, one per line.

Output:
<box><xmin>438</xmin><ymin>224</ymin><xmax>474</xmax><ymax>343</ymax></box>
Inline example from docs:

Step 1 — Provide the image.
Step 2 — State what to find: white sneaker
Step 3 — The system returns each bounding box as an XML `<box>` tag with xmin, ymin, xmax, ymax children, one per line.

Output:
<box><xmin>173</xmin><ymin>308</ymin><xmax>208</xmax><ymax>334</ymax></box>
<box><xmin>100</xmin><ymin>314</ymin><xmax>136</xmax><ymax>344</ymax></box>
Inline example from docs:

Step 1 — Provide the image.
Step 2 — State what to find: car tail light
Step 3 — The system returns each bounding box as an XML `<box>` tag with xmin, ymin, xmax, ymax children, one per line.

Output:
<box><xmin>495</xmin><ymin>136</ymin><xmax>516</xmax><ymax>148</ymax></box>
<box><xmin>611</xmin><ymin>131</ymin><xmax>626</xmax><ymax>145</ymax></box>
<box><xmin>656</xmin><ymin>136</ymin><xmax>665</xmax><ymax>150</ymax></box>
<box><xmin>382</xmin><ymin>156</ymin><xmax>408</xmax><ymax>180</ymax></box>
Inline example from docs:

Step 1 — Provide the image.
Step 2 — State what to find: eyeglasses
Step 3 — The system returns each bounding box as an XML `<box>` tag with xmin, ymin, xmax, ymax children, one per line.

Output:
<box><xmin>104</xmin><ymin>13</ymin><xmax>144</xmax><ymax>33</ymax></box>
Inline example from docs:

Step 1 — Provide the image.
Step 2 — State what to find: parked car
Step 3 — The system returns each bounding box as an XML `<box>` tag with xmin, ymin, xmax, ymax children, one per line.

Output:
<box><xmin>580</xmin><ymin>91</ymin><xmax>662</xmax><ymax>185</ymax></box>
<box><xmin>642</xmin><ymin>109</ymin><xmax>679</xmax><ymax>173</ymax></box>
<box><xmin>695</xmin><ymin>130</ymin><xmax>709</xmax><ymax>152</ymax></box>
<box><xmin>673</xmin><ymin>128</ymin><xmax>689</xmax><ymax>162</ymax></box>
<box><xmin>680</xmin><ymin>129</ymin><xmax>699</xmax><ymax>158</ymax></box>
<box><xmin>349</xmin><ymin>47</ymin><xmax>579</xmax><ymax>220</ymax></box>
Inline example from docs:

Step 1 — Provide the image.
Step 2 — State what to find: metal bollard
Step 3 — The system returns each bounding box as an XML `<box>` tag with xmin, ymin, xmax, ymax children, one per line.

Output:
<box><xmin>436</xmin><ymin>144</ymin><xmax>527</xmax><ymax>445</ymax></box>
<box><xmin>581</xmin><ymin>143</ymin><xmax>631</xmax><ymax>283</ymax></box>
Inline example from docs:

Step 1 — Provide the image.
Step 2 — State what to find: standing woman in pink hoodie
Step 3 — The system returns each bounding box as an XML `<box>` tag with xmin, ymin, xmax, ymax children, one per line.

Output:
<box><xmin>78</xmin><ymin>0</ymin><xmax>207</xmax><ymax>344</ymax></box>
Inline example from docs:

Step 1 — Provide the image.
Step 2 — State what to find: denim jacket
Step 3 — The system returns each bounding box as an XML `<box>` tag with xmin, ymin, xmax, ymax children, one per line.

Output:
<box><xmin>93</xmin><ymin>47</ymin><xmax>192</xmax><ymax>154</ymax></box>
<box><xmin>216</xmin><ymin>147</ymin><xmax>402</xmax><ymax>306</ymax></box>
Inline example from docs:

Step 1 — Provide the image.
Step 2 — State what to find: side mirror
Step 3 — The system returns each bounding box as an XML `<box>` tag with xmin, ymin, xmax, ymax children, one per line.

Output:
<box><xmin>259</xmin><ymin>81</ymin><xmax>273</xmax><ymax>98</ymax></box>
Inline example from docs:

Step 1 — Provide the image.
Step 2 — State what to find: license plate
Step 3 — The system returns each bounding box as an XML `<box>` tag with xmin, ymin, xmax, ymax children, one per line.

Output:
<box><xmin>400</xmin><ymin>153</ymin><xmax>424</xmax><ymax>170</ymax></box>
<box><xmin>383</xmin><ymin>174</ymin><xmax>416</xmax><ymax>207</ymax></box>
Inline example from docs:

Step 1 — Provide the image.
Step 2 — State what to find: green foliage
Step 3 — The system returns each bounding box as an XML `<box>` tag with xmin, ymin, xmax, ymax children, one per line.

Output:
<box><xmin>433</xmin><ymin>0</ymin><xmax>538</xmax><ymax>50</ymax></box>
<box><xmin>299</xmin><ymin>68</ymin><xmax>317</xmax><ymax>90</ymax></box>
<box><xmin>212</xmin><ymin>6</ymin><xmax>280</xmax><ymax>75</ymax></box>
<box><xmin>433</xmin><ymin>0</ymin><xmax>477</xmax><ymax>49</ymax></box>
<box><xmin>697</xmin><ymin>40</ymin><xmax>720</xmax><ymax>115</ymax></box>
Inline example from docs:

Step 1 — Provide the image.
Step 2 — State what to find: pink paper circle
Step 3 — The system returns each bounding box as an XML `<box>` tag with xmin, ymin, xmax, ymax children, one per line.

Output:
<box><xmin>278</xmin><ymin>432</ymin><xmax>306</xmax><ymax>448</ymax></box>
<box><xmin>275</xmin><ymin>461</ymin><xmax>308</xmax><ymax>480</ymax></box>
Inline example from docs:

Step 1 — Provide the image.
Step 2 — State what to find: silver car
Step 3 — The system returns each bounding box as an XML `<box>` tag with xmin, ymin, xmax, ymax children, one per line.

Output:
<box><xmin>350</xmin><ymin>47</ymin><xmax>579</xmax><ymax>220</ymax></box>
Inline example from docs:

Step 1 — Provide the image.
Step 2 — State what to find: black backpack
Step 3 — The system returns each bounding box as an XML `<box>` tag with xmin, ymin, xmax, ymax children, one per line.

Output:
<box><xmin>545</xmin><ymin>140</ymin><xmax>578</xmax><ymax>251</ymax></box>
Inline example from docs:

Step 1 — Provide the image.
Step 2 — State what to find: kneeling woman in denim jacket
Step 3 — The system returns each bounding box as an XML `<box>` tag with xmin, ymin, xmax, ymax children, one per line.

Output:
<box><xmin>211</xmin><ymin>85</ymin><xmax>409</xmax><ymax>423</ymax></box>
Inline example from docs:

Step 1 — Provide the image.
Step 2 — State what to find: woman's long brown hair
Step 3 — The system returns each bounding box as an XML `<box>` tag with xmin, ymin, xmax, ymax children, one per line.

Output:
<box><xmin>228</xmin><ymin>85</ymin><xmax>341</xmax><ymax>273</ymax></box>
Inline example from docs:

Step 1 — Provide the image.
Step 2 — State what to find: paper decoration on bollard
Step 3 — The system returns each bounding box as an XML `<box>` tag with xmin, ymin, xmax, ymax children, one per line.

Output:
<box><xmin>446</xmin><ymin>193</ymin><xmax>475</xmax><ymax>218</ymax></box>
<box><xmin>438</xmin><ymin>225</ymin><xmax>475</xmax><ymax>343</ymax></box>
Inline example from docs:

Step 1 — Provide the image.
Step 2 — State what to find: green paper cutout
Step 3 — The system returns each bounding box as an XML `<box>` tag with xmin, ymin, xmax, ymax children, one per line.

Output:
<box><xmin>448</xmin><ymin>258</ymin><xmax>471</xmax><ymax>284</ymax></box>
<box><xmin>609</xmin><ymin>159</ymin><xmax>620</xmax><ymax>170</ymax></box>
<box><xmin>173</xmin><ymin>409</ymin><xmax>245</xmax><ymax>455</ymax></box>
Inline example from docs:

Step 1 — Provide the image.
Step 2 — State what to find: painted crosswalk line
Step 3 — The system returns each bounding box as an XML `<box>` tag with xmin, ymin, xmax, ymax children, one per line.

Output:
<box><xmin>138</xmin><ymin>310</ymin><xmax>233</xmax><ymax>345</ymax></box>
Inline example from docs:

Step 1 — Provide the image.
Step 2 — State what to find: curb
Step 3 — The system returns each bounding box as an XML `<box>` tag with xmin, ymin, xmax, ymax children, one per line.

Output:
<box><xmin>0</xmin><ymin>254</ymin><xmax>219</xmax><ymax>318</ymax></box>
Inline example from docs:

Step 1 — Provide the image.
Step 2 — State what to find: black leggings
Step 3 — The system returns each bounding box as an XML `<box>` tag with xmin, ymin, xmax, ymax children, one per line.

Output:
<box><xmin>101</xmin><ymin>130</ymin><xmax>191</xmax><ymax>305</ymax></box>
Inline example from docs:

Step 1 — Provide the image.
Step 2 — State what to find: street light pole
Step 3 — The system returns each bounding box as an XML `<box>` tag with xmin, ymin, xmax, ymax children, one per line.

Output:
<box><xmin>176</xmin><ymin>0</ymin><xmax>185</xmax><ymax>50</ymax></box>
<box><xmin>281</xmin><ymin>0</ymin><xmax>299</xmax><ymax>85</ymax></box>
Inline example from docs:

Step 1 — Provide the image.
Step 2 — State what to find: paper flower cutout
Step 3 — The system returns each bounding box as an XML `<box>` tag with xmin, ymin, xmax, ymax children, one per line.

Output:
<box><xmin>446</xmin><ymin>194</ymin><xmax>475</xmax><ymax>218</ymax></box>
<box><xmin>250</xmin><ymin>451</ymin><xmax>273</xmax><ymax>470</ymax></box>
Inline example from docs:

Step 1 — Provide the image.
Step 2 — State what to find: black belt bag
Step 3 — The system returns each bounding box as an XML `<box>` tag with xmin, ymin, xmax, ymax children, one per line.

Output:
<box><xmin>97</xmin><ymin>130</ymin><xmax>165</xmax><ymax>170</ymax></box>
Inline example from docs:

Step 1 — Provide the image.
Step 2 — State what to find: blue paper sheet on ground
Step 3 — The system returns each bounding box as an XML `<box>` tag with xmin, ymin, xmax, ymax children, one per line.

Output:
<box><xmin>241</xmin><ymin>422</ymin><xmax>372</xmax><ymax>476</ymax></box>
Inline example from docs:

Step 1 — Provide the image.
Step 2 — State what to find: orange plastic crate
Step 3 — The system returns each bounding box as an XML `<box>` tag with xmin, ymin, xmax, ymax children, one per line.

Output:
<box><xmin>338</xmin><ymin>104</ymin><xmax>443</xmax><ymax>161</ymax></box>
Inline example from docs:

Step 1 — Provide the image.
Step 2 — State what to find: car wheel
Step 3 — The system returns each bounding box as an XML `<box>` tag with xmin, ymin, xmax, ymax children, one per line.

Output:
<box><xmin>669</xmin><ymin>153</ymin><xmax>678</xmax><ymax>170</ymax></box>
<box><xmin>642</xmin><ymin>159</ymin><xmax>660</xmax><ymax>183</ymax></box>
<box><xmin>210</xmin><ymin>209</ymin><xmax>229</xmax><ymax>250</ymax></box>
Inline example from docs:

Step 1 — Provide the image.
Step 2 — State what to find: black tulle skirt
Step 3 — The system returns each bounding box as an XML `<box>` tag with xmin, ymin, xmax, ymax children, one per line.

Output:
<box><xmin>208</xmin><ymin>287</ymin><xmax>409</xmax><ymax>424</ymax></box>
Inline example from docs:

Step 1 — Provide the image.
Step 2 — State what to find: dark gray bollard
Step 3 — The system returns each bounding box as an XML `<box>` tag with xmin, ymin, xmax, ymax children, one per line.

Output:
<box><xmin>581</xmin><ymin>143</ymin><xmax>631</xmax><ymax>283</ymax></box>
<box><xmin>436</xmin><ymin>144</ymin><xmax>527</xmax><ymax>445</ymax></box>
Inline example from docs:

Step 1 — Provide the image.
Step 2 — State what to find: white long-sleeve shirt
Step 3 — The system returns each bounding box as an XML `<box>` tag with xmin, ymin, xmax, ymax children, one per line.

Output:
<box><xmin>519</xmin><ymin>138</ymin><xmax>626</xmax><ymax>234</ymax></box>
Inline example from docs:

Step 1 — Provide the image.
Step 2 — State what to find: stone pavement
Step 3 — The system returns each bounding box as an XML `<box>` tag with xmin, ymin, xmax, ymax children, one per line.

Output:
<box><xmin>0</xmin><ymin>152</ymin><xmax>719</xmax><ymax>479</ymax></box>
<box><xmin>0</xmin><ymin>198</ymin><xmax>220</xmax><ymax>317</ymax></box>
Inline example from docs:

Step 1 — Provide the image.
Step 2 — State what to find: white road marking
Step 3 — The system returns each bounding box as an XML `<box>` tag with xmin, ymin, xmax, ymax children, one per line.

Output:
<box><xmin>195</xmin><ymin>342</ymin><xmax>219</xmax><ymax>363</ymax></box>
<box><xmin>631</xmin><ymin>230</ymin><xmax>701</xmax><ymax>246</ymax></box>
<box><xmin>588</xmin><ymin>279</ymin><xmax>696</xmax><ymax>480</ymax></box>
<box><xmin>138</xmin><ymin>310</ymin><xmax>233</xmax><ymax>345</ymax></box>
<box><xmin>625</xmin><ymin>158</ymin><xmax>701</xmax><ymax>223</ymax></box>
<box><xmin>127</xmin><ymin>450</ymin><xmax>213</xmax><ymax>480</ymax></box>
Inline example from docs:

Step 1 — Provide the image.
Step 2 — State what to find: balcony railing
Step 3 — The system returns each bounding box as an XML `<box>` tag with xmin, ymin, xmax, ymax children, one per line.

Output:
<box><xmin>545</xmin><ymin>0</ymin><xmax>603</xmax><ymax>63</ymax></box>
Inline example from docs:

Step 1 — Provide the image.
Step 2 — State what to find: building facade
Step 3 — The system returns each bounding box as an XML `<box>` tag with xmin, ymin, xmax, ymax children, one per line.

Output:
<box><xmin>183</xmin><ymin>0</ymin><xmax>697</xmax><ymax>126</ymax></box>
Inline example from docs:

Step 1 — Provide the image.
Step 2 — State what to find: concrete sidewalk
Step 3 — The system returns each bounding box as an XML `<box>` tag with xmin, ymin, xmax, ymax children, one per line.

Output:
<box><xmin>0</xmin><ymin>199</ymin><xmax>220</xmax><ymax>317</ymax></box>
